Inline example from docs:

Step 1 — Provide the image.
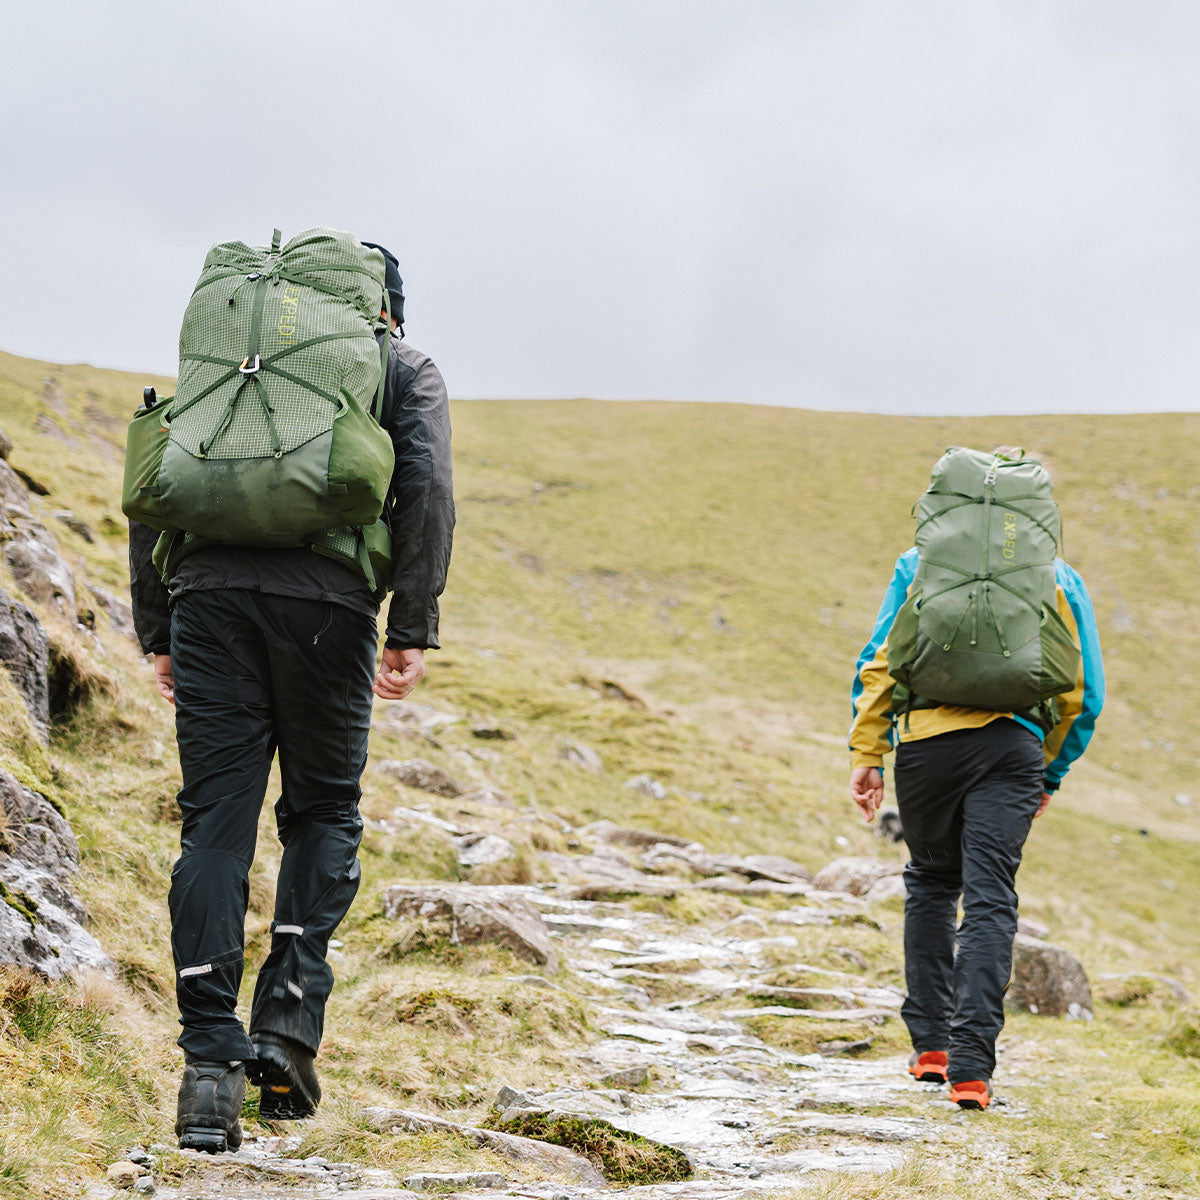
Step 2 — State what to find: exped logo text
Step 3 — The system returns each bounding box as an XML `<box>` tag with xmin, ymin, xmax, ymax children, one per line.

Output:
<box><xmin>277</xmin><ymin>286</ymin><xmax>301</xmax><ymax>342</ymax></box>
<box><xmin>1001</xmin><ymin>512</ymin><xmax>1017</xmax><ymax>560</ymax></box>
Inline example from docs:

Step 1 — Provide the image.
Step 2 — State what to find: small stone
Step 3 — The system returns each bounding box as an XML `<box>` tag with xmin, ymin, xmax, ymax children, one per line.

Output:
<box><xmin>496</xmin><ymin>1084</ymin><xmax>535</xmax><ymax>1109</ymax></box>
<box><xmin>125</xmin><ymin>1146</ymin><xmax>151</xmax><ymax>1164</ymax></box>
<box><xmin>377</xmin><ymin>758</ymin><xmax>464</xmax><ymax>797</ymax></box>
<box><xmin>1017</xmin><ymin>916</ymin><xmax>1050</xmax><ymax>940</ymax></box>
<box><xmin>132</xmin><ymin>1179</ymin><xmax>156</xmax><ymax>1197</ymax></box>
<box><xmin>558</xmin><ymin>739</ymin><xmax>603</xmax><ymax>773</ymax></box>
<box><xmin>106</xmin><ymin>1162</ymin><xmax>143</xmax><ymax>1188</ymax></box>
<box><xmin>1175</xmin><ymin>792</ymin><xmax>1193</xmax><ymax>807</ymax></box>
<box><xmin>472</xmin><ymin>724</ymin><xmax>515</xmax><ymax>740</ymax></box>
<box><xmin>624</xmin><ymin>773</ymin><xmax>667</xmax><ymax>799</ymax></box>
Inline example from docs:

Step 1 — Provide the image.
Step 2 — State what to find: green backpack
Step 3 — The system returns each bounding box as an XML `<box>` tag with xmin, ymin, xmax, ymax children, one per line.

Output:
<box><xmin>122</xmin><ymin>227</ymin><xmax>395</xmax><ymax>590</ymax></box>
<box><xmin>886</xmin><ymin>447</ymin><xmax>1080</xmax><ymax>716</ymax></box>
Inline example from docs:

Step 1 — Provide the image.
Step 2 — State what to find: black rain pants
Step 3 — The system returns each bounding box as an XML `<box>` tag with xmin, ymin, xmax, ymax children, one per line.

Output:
<box><xmin>168</xmin><ymin>589</ymin><xmax>376</xmax><ymax>1062</ymax></box>
<box><xmin>895</xmin><ymin>718</ymin><xmax>1044</xmax><ymax>1084</ymax></box>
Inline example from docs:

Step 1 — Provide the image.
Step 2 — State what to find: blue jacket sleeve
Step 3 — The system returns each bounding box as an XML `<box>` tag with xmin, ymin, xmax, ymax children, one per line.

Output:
<box><xmin>849</xmin><ymin>548</ymin><xmax>917</xmax><ymax>757</ymax></box>
<box><xmin>1044</xmin><ymin>560</ymin><xmax>1105</xmax><ymax>790</ymax></box>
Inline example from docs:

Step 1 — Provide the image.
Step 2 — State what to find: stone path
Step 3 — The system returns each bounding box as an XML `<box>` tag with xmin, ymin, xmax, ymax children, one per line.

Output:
<box><xmin>103</xmin><ymin>878</ymin><xmax>1027</xmax><ymax>1199</ymax></box>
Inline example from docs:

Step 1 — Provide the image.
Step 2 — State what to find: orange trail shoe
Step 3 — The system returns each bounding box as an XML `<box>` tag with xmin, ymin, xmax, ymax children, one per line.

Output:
<box><xmin>907</xmin><ymin>1051</ymin><xmax>948</xmax><ymax>1083</ymax></box>
<box><xmin>949</xmin><ymin>1079</ymin><xmax>993</xmax><ymax>1110</ymax></box>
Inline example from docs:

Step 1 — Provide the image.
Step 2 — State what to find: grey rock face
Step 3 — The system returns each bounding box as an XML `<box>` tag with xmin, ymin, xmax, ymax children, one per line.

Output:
<box><xmin>1007</xmin><ymin>934</ymin><xmax>1093</xmax><ymax>1019</ymax></box>
<box><xmin>0</xmin><ymin>586</ymin><xmax>49</xmax><ymax>740</ymax></box>
<box><xmin>377</xmin><ymin>757</ymin><xmax>464</xmax><ymax>797</ymax></box>
<box><xmin>380</xmin><ymin>883</ymin><xmax>558</xmax><ymax>970</ymax></box>
<box><xmin>0</xmin><ymin>458</ymin><xmax>76</xmax><ymax>616</ymax></box>
<box><xmin>0</xmin><ymin>427</ymin><xmax>11</xmax><ymax>460</ymax></box>
<box><xmin>88</xmin><ymin>585</ymin><xmax>138</xmax><ymax>642</ymax></box>
<box><xmin>0</xmin><ymin>770</ymin><xmax>110</xmax><ymax>979</ymax></box>
<box><xmin>812</xmin><ymin>856</ymin><xmax>902</xmax><ymax>897</ymax></box>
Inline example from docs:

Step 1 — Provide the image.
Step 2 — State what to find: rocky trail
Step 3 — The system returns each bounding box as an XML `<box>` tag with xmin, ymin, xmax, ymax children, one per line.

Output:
<box><xmin>88</xmin><ymin>793</ymin><xmax>1061</xmax><ymax>1200</ymax></box>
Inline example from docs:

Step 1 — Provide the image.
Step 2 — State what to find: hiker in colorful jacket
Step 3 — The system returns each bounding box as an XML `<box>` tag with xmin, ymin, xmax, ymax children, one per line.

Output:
<box><xmin>847</xmin><ymin>447</ymin><xmax>1103</xmax><ymax>1110</ymax></box>
<box><xmin>128</xmin><ymin>235</ymin><xmax>453</xmax><ymax>1150</ymax></box>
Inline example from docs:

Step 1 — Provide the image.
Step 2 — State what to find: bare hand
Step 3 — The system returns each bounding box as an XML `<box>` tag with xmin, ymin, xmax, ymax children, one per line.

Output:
<box><xmin>850</xmin><ymin>767</ymin><xmax>884</xmax><ymax>822</ymax></box>
<box><xmin>1034</xmin><ymin>791</ymin><xmax>1052</xmax><ymax>818</ymax></box>
<box><xmin>153</xmin><ymin>654</ymin><xmax>175</xmax><ymax>706</ymax></box>
<box><xmin>373</xmin><ymin>646</ymin><xmax>425</xmax><ymax>701</ymax></box>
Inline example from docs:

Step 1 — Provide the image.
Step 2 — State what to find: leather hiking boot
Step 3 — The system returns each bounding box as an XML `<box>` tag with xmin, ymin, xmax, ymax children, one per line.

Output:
<box><xmin>175</xmin><ymin>1059</ymin><xmax>245</xmax><ymax>1152</ymax></box>
<box><xmin>247</xmin><ymin>1031</ymin><xmax>321</xmax><ymax>1120</ymax></box>
<box><xmin>907</xmin><ymin>1050</ymin><xmax>948</xmax><ymax>1084</ymax></box>
<box><xmin>949</xmin><ymin>1079</ymin><xmax>993</xmax><ymax>1110</ymax></box>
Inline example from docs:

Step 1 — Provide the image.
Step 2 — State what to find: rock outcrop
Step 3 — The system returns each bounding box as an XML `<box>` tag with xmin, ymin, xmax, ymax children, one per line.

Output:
<box><xmin>0</xmin><ymin>585</ymin><xmax>50</xmax><ymax>740</ymax></box>
<box><xmin>0</xmin><ymin>458</ymin><xmax>76</xmax><ymax>617</ymax></box>
<box><xmin>0</xmin><ymin>770</ymin><xmax>110</xmax><ymax>978</ymax></box>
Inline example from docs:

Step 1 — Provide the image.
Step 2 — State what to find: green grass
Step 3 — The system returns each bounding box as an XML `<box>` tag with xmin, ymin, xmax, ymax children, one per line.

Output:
<box><xmin>0</xmin><ymin>347</ymin><xmax>1198</xmax><ymax>1196</ymax></box>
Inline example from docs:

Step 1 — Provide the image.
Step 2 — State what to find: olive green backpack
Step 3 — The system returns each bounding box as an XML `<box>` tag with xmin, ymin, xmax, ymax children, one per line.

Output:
<box><xmin>887</xmin><ymin>447</ymin><xmax>1080</xmax><ymax>720</ymax></box>
<box><xmin>122</xmin><ymin>227</ymin><xmax>395</xmax><ymax>592</ymax></box>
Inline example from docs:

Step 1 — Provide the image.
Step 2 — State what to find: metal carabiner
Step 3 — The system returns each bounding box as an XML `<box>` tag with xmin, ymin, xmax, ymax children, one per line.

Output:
<box><xmin>239</xmin><ymin>355</ymin><xmax>262</xmax><ymax>375</ymax></box>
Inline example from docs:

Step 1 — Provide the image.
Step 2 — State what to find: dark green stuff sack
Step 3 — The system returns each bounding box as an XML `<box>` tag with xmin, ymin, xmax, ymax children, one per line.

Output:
<box><xmin>122</xmin><ymin>227</ymin><xmax>394</xmax><ymax>552</ymax></box>
<box><xmin>887</xmin><ymin>447</ymin><xmax>1080</xmax><ymax>712</ymax></box>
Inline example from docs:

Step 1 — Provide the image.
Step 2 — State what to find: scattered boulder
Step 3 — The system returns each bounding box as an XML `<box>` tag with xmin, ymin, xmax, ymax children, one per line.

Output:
<box><xmin>581</xmin><ymin>819</ymin><xmax>691</xmax><ymax>850</ymax></box>
<box><xmin>362</xmin><ymin>1107</ymin><xmax>604</xmax><ymax>1186</ymax></box>
<box><xmin>456</xmin><ymin>832</ymin><xmax>517</xmax><ymax>868</ymax></box>
<box><xmin>601</xmin><ymin>1065</ymin><xmax>649</xmax><ymax>1089</ymax></box>
<box><xmin>812</xmin><ymin>856</ymin><xmax>902</xmax><ymax>897</ymax></box>
<box><xmin>739</xmin><ymin>854</ymin><xmax>813</xmax><ymax>883</ymax></box>
<box><xmin>380</xmin><ymin>883</ymin><xmax>557</xmax><ymax>970</ymax></box>
<box><xmin>625</xmin><ymin>773</ymin><xmax>667</xmax><ymax>799</ymax></box>
<box><xmin>1007</xmin><ymin>934</ymin><xmax>1093</xmax><ymax>1019</ymax></box>
<box><xmin>1017</xmin><ymin>916</ymin><xmax>1050</xmax><ymax>940</ymax></box>
<box><xmin>559</xmin><ymin>740</ymin><xmax>604</xmax><ymax>773</ymax></box>
<box><xmin>0</xmin><ymin>771</ymin><xmax>111</xmax><ymax>978</ymax></box>
<box><xmin>863</xmin><ymin>874</ymin><xmax>907</xmax><ymax>903</ymax></box>
<box><xmin>458</xmin><ymin>784</ymin><xmax>516</xmax><ymax>808</ymax></box>
<box><xmin>472</xmin><ymin>724</ymin><xmax>514</xmax><ymax>740</ymax></box>
<box><xmin>377</xmin><ymin>758</ymin><xmax>464</xmax><ymax>797</ymax></box>
<box><xmin>0</xmin><ymin>586</ymin><xmax>50</xmax><ymax>741</ymax></box>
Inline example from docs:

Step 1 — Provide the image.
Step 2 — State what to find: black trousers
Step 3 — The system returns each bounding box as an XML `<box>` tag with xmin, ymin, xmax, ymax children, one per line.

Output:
<box><xmin>168</xmin><ymin>590</ymin><xmax>376</xmax><ymax>1062</ymax></box>
<box><xmin>895</xmin><ymin>719</ymin><xmax>1043</xmax><ymax>1084</ymax></box>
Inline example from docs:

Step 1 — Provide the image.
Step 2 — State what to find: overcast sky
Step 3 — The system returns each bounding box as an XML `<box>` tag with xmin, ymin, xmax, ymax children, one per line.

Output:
<box><xmin>3</xmin><ymin>1</ymin><xmax>1198</xmax><ymax>413</ymax></box>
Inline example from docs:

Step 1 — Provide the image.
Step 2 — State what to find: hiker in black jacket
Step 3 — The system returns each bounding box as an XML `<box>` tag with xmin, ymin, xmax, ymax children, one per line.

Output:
<box><xmin>129</xmin><ymin>244</ymin><xmax>453</xmax><ymax>1149</ymax></box>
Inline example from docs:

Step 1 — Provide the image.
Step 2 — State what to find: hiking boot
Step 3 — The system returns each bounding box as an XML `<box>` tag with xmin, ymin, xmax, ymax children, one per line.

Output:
<box><xmin>175</xmin><ymin>1058</ymin><xmax>245</xmax><ymax>1152</ymax></box>
<box><xmin>907</xmin><ymin>1050</ymin><xmax>948</xmax><ymax>1084</ymax></box>
<box><xmin>949</xmin><ymin>1079</ymin><xmax>993</xmax><ymax>1110</ymax></box>
<box><xmin>247</xmin><ymin>1031</ymin><xmax>321</xmax><ymax>1120</ymax></box>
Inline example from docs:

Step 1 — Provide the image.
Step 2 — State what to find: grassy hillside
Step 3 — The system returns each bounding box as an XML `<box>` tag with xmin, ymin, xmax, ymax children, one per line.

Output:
<box><xmin>0</xmin><ymin>347</ymin><xmax>1198</xmax><ymax>1198</ymax></box>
